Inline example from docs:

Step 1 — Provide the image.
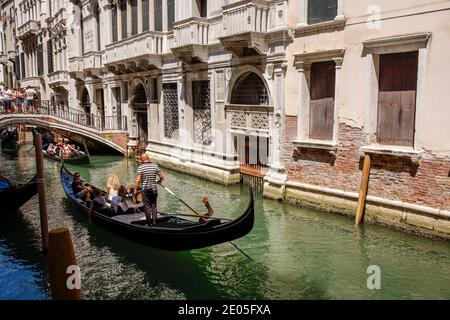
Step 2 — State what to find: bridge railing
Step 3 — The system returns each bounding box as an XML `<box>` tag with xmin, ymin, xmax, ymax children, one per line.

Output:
<box><xmin>35</xmin><ymin>101</ymin><xmax>128</xmax><ymax>132</ymax></box>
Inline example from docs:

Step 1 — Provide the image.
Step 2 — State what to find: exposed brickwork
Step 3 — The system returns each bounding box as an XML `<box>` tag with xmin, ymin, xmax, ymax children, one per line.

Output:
<box><xmin>283</xmin><ymin>116</ymin><xmax>450</xmax><ymax>211</ymax></box>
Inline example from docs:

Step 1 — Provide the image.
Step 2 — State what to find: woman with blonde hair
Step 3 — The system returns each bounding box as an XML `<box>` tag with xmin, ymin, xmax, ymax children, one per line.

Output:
<box><xmin>106</xmin><ymin>175</ymin><xmax>120</xmax><ymax>201</ymax></box>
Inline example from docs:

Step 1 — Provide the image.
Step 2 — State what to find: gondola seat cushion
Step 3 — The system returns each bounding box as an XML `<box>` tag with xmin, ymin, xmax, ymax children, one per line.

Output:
<box><xmin>0</xmin><ymin>180</ymin><xmax>10</xmax><ymax>190</ymax></box>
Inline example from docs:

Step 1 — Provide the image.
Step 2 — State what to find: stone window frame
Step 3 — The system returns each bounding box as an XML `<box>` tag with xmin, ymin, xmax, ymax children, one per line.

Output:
<box><xmin>361</xmin><ymin>33</ymin><xmax>431</xmax><ymax>159</ymax></box>
<box><xmin>296</xmin><ymin>0</ymin><xmax>345</xmax><ymax>31</ymax></box>
<box><xmin>293</xmin><ymin>49</ymin><xmax>345</xmax><ymax>153</ymax></box>
<box><xmin>186</xmin><ymin>71</ymin><xmax>216</xmax><ymax>150</ymax></box>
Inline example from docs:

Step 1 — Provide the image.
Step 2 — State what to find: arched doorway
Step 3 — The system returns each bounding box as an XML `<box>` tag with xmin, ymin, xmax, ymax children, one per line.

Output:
<box><xmin>81</xmin><ymin>87</ymin><xmax>92</xmax><ymax>126</ymax></box>
<box><xmin>229</xmin><ymin>71</ymin><xmax>271</xmax><ymax>188</ymax></box>
<box><xmin>131</xmin><ymin>83</ymin><xmax>149</xmax><ymax>150</ymax></box>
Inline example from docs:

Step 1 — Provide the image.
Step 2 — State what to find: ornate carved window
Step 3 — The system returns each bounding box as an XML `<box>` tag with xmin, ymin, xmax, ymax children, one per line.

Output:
<box><xmin>163</xmin><ymin>83</ymin><xmax>179</xmax><ymax>139</ymax></box>
<box><xmin>192</xmin><ymin>80</ymin><xmax>212</xmax><ymax>146</ymax></box>
<box><xmin>230</xmin><ymin>72</ymin><xmax>269</xmax><ymax>106</ymax></box>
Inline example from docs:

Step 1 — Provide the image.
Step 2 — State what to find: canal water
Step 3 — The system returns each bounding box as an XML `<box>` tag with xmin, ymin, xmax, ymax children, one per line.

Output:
<box><xmin>1</xmin><ymin>141</ymin><xmax>449</xmax><ymax>300</ymax></box>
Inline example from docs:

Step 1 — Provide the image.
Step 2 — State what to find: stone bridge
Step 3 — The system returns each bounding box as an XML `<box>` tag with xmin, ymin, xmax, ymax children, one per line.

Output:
<box><xmin>0</xmin><ymin>106</ymin><xmax>129</xmax><ymax>155</ymax></box>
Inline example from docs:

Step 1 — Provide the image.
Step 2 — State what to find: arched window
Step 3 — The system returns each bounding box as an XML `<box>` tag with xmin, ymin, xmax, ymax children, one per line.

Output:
<box><xmin>132</xmin><ymin>83</ymin><xmax>148</xmax><ymax>109</ymax></box>
<box><xmin>230</xmin><ymin>72</ymin><xmax>269</xmax><ymax>105</ymax></box>
<box><xmin>81</xmin><ymin>89</ymin><xmax>90</xmax><ymax>114</ymax></box>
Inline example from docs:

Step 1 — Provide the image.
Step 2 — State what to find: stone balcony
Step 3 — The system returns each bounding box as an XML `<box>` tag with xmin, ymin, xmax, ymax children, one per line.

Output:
<box><xmin>68</xmin><ymin>52</ymin><xmax>104</xmax><ymax>80</ymax></box>
<box><xmin>17</xmin><ymin>20</ymin><xmax>40</xmax><ymax>40</ymax></box>
<box><xmin>48</xmin><ymin>70</ymin><xmax>69</xmax><ymax>88</ymax></box>
<box><xmin>104</xmin><ymin>31</ymin><xmax>166</xmax><ymax>74</ymax></box>
<box><xmin>171</xmin><ymin>17</ymin><xmax>211</xmax><ymax>64</ymax></box>
<box><xmin>19</xmin><ymin>76</ymin><xmax>41</xmax><ymax>89</ymax></box>
<box><xmin>220</xmin><ymin>0</ymin><xmax>288</xmax><ymax>57</ymax></box>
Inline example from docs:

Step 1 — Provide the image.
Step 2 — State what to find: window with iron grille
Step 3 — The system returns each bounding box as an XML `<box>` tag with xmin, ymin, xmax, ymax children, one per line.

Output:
<box><xmin>230</xmin><ymin>72</ymin><xmax>269</xmax><ymax>105</ymax></box>
<box><xmin>112</xmin><ymin>6</ymin><xmax>118</xmax><ymax>42</ymax></box>
<box><xmin>168</xmin><ymin>0</ymin><xmax>175</xmax><ymax>31</ymax></box>
<box><xmin>308</xmin><ymin>0</ymin><xmax>337</xmax><ymax>24</ymax></box>
<box><xmin>47</xmin><ymin>40</ymin><xmax>54</xmax><ymax>74</ymax></box>
<box><xmin>163</xmin><ymin>83</ymin><xmax>179</xmax><ymax>139</ymax></box>
<box><xmin>192</xmin><ymin>80</ymin><xmax>212</xmax><ymax>146</ymax></box>
<box><xmin>155</xmin><ymin>0</ymin><xmax>162</xmax><ymax>31</ymax></box>
<box><xmin>142</xmin><ymin>0</ymin><xmax>149</xmax><ymax>32</ymax></box>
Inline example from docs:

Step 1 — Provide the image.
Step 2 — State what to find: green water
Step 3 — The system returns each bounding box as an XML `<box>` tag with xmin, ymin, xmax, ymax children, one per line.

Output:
<box><xmin>0</xmin><ymin>142</ymin><xmax>449</xmax><ymax>300</ymax></box>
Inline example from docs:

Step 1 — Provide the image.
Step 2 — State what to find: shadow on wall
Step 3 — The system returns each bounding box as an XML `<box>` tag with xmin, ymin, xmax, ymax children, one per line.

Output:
<box><xmin>359</xmin><ymin>154</ymin><xmax>419</xmax><ymax>177</ymax></box>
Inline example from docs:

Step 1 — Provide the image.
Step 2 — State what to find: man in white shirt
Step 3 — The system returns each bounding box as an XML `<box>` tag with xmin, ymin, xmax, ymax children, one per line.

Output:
<box><xmin>25</xmin><ymin>86</ymin><xmax>36</xmax><ymax>113</ymax></box>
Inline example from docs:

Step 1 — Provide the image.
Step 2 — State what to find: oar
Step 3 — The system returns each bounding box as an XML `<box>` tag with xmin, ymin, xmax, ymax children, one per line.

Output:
<box><xmin>159</xmin><ymin>183</ymin><xmax>202</xmax><ymax>216</ymax></box>
<box><xmin>159</xmin><ymin>183</ymin><xmax>255</xmax><ymax>262</ymax></box>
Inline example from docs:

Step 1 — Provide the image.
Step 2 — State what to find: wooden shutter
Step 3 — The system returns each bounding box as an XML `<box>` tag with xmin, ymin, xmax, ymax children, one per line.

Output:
<box><xmin>20</xmin><ymin>53</ymin><xmax>25</xmax><ymax>79</ymax></box>
<box><xmin>37</xmin><ymin>44</ymin><xmax>44</xmax><ymax>76</ymax></box>
<box><xmin>377</xmin><ymin>52</ymin><xmax>418</xmax><ymax>146</ymax></box>
<box><xmin>308</xmin><ymin>0</ymin><xmax>337</xmax><ymax>24</ymax></box>
<box><xmin>167</xmin><ymin>0</ymin><xmax>175</xmax><ymax>31</ymax></box>
<box><xmin>131</xmin><ymin>0</ymin><xmax>138</xmax><ymax>35</ymax></box>
<box><xmin>200</xmin><ymin>0</ymin><xmax>207</xmax><ymax>18</ymax></box>
<box><xmin>154</xmin><ymin>0</ymin><xmax>162</xmax><ymax>31</ymax></box>
<box><xmin>112</xmin><ymin>6</ymin><xmax>118</xmax><ymax>42</ymax></box>
<box><xmin>309</xmin><ymin>61</ymin><xmax>335</xmax><ymax>140</ymax></box>
<box><xmin>15</xmin><ymin>55</ymin><xmax>21</xmax><ymax>80</ymax></box>
<box><xmin>142</xmin><ymin>0</ymin><xmax>149</xmax><ymax>32</ymax></box>
<box><xmin>47</xmin><ymin>40</ymin><xmax>54</xmax><ymax>74</ymax></box>
<box><xmin>121</xmin><ymin>0</ymin><xmax>127</xmax><ymax>39</ymax></box>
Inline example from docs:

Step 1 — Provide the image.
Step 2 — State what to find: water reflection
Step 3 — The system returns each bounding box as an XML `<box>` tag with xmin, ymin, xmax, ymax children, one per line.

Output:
<box><xmin>1</xmin><ymin>146</ymin><xmax>450</xmax><ymax>300</ymax></box>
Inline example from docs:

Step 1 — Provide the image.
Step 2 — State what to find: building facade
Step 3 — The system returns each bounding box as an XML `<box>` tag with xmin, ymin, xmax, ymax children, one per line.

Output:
<box><xmin>8</xmin><ymin>0</ymin><xmax>450</xmax><ymax>237</ymax></box>
<box><xmin>0</xmin><ymin>0</ymin><xmax>17</xmax><ymax>87</ymax></box>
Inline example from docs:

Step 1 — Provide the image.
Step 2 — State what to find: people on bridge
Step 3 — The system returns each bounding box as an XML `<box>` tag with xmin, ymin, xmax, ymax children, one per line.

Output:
<box><xmin>134</xmin><ymin>153</ymin><xmax>164</xmax><ymax>225</ymax></box>
<box><xmin>25</xmin><ymin>86</ymin><xmax>37</xmax><ymax>113</ymax></box>
<box><xmin>14</xmin><ymin>88</ymin><xmax>25</xmax><ymax>113</ymax></box>
<box><xmin>106</xmin><ymin>175</ymin><xmax>120</xmax><ymax>201</ymax></box>
<box><xmin>2</xmin><ymin>86</ymin><xmax>13</xmax><ymax>113</ymax></box>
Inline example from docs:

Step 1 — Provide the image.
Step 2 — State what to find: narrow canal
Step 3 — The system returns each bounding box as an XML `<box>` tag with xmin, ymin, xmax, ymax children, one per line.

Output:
<box><xmin>1</xmin><ymin>141</ymin><xmax>449</xmax><ymax>300</ymax></box>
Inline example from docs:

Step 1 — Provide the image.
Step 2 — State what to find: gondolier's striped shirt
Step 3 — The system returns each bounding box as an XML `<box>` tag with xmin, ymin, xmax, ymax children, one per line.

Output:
<box><xmin>137</xmin><ymin>162</ymin><xmax>161</xmax><ymax>192</ymax></box>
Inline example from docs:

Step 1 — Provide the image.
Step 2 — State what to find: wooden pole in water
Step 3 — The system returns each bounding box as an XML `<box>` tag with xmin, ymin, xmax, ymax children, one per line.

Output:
<box><xmin>355</xmin><ymin>154</ymin><xmax>372</xmax><ymax>225</ymax></box>
<box><xmin>48</xmin><ymin>228</ymin><xmax>81</xmax><ymax>300</ymax></box>
<box><xmin>33</xmin><ymin>133</ymin><xmax>49</xmax><ymax>253</ymax></box>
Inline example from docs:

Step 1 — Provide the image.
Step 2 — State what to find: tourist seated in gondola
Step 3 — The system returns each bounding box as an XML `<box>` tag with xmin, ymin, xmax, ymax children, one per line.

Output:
<box><xmin>46</xmin><ymin>143</ymin><xmax>57</xmax><ymax>155</ymax></box>
<box><xmin>90</xmin><ymin>188</ymin><xmax>115</xmax><ymax>217</ymax></box>
<box><xmin>72</xmin><ymin>172</ymin><xmax>93</xmax><ymax>204</ymax></box>
<box><xmin>111</xmin><ymin>185</ymin><xmax>131</xmax><ymax>215</ymax></box>
<box><xmin>106</xmin><ymin>175</ymin><xmax>120</xmax><ymax>201</ymax></box>
<box><xmin>62</xmin><ymin>139</ymin><xmax>76</xmax><ymax>159</ymax></box>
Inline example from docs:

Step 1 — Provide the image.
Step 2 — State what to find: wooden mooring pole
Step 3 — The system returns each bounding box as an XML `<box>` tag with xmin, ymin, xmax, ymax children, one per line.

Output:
<box><xmin>355</xmin><ymin>154</ymin><xmax>372</xmax><ymax>225</ymax></box>
<box><xmin>48</xmin><ymin>228</ymin><xmax>81</xmax><ymax>300</ymax></box>
<box><xmin>33</xmin><ymin>133</ymin><xmax>49</xmax><ymax>253</ymax></box>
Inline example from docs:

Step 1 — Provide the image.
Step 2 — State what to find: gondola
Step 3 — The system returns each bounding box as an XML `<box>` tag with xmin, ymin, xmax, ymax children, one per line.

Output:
<box><xmin>0</xmin><ymin>173</ymin><xmax>38</xmax><ymax>210</ymax></box>
<box><xmin>44</xmin><ymin>151</ymin><xmax>90</xmax><ymax>165</ymax></box>
<box><xmin>1</xmin><ymin>127</ymin><xmax>20</xmax><ymax>152</ymax></box>
<box><xmin>60</xmin><ymin>164</ymin><xmax>255</xmax><ymax>251</ymax></box>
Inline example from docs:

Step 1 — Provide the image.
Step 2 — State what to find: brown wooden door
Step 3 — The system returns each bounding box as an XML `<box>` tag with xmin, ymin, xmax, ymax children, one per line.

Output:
<box><xmin>309</xmin><ymin>61</ymin><xmax>335</xmax><ymax>140</ymax></box>
<box><xmin>377</xmin><ymin>51</ymin><xmax>418</xmax><ymax>146</ymax></box>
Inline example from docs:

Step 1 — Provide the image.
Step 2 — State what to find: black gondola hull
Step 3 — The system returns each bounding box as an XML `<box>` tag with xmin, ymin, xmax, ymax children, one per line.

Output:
<box><xmin>60</xmin><ymin>164</ymin><xmax>254</xmax><ymax>251</ymax></box>
<box><xmin>44</xmin><ymin>152</ymin><xmax>90</xmax><ymax>165</ymax></box>
<box><xmin>0</xmin><ymin>174</ymin><xmax>38</xmax><ymax>210</ymax></box>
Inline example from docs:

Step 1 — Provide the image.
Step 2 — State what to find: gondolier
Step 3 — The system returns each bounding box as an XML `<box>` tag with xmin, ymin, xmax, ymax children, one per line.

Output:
<box><xmin>134</xmin><ymin>153</ymin><xmax>164</xmax><ymax>225</ymax></box>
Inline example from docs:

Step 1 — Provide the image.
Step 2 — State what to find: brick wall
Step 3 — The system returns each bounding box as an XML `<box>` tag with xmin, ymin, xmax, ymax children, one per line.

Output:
<box><xmin>284</xmin><ymin>116</ymin><xmax>450</xmax><ymax>211</ymax></box>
